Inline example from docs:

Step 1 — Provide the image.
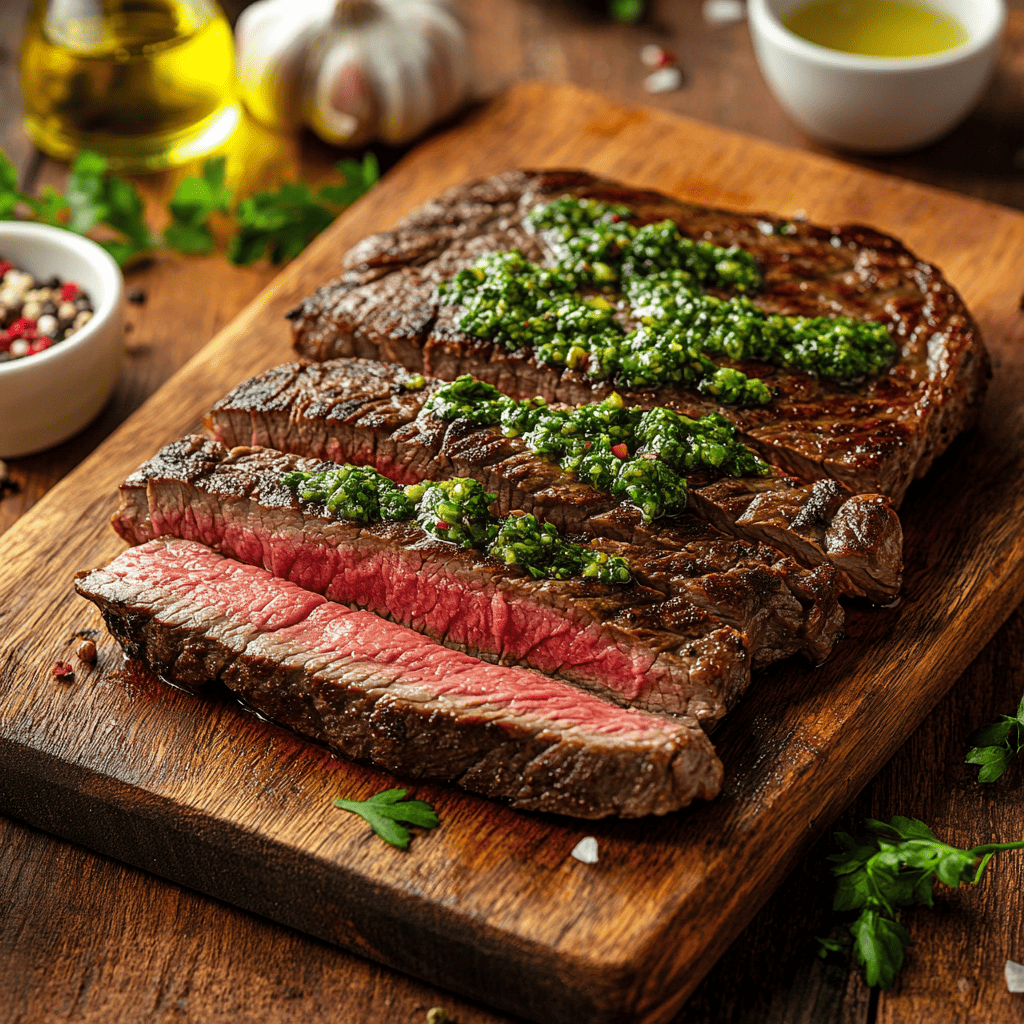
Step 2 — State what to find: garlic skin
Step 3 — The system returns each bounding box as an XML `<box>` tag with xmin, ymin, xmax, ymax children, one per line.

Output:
<box><xmin>236</xmin><ymin>0</ymin><xmax>471</xmax><ymax>147</ymax></box>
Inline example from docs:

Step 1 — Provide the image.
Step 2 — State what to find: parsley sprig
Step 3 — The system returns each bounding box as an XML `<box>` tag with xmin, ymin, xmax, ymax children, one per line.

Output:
<box><xmin>819</xmin><ymin>816</ymin><xmax>1024</xmax><ymax>989</ymax></box>
<box><xmin>229</xmin><ymin>154</ymin><xmax>379</xmax><ymax>265</ymax></box>
<box><xmin>164</xmin><ymin>155</ymin><xmax>233</xmax><ymax>255</ymax></box>
<box><xmin>0</xmin><ymin>149</ymin><xmax>158</xmax><ymax>265</ymax></box>
<box><xmin>0</xmin><ymin>148</ymin><xmax>378</xmax><ymax>267</ymax></box>
<box><xmin>966</xmin><ymin>693</ymin><xmax>1024</xmax><ymax>782</ymax></box>
<box><xmin>334</xmin><ymin>787</ymin><xmax>440</xmax><ymax>850</ymax></box>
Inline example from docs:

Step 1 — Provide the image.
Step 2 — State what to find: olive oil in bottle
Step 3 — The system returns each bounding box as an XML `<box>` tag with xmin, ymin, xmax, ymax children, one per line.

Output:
<box><xmin>21</xmin><ymin>0</ymin><xmax>240</xmax><ymax>171</ymax></box>
<box><xmin>784</xmin><ymin>0</ymin><xmax>970</xmax><ymax>59</ymax></box>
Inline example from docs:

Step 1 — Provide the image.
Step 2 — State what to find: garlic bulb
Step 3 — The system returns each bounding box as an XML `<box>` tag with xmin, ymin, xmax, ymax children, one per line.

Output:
<box><xmin>236</xmin><ymin>0</ymin><xmax>471</xmax><ymax>147</ymax></box>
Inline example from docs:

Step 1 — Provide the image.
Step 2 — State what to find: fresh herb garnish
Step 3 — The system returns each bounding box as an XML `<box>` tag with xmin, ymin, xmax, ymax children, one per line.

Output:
<box><xmin>164</xmin><ymin>156</ymin><xmax>233</xmax><ymax>255</ymax></box>
<box><xmin>0</xmin><ymin>149</ymin><xmax>159</xmax><ymax>265</ymax></box>
<box><xmin>64</xmin><ymin>150</ymin><xmax>158</xmax><ymax>265</ymax></box>
<box><xmin>0</xmin><ymin>147</ymin><xmax>378</xmax><ymax>267</ymax></box>
<box><xmin>966</xmin><ymin>693</ymin><xmax>1024</xmax><ymax>782</ymax></box>
<box><xmin>333</xmin><ymin>787</ymin><xmax>439</xmax><ymax>850</ymax></box>
<box><xmin>819</xmin><ymin>816</ymin><xmax>1024</xmax><ymax>988</ymax></box>
<box><xmin>228</xmin><ymin>153</ymin><xmax>379</xmax><ymax>265</ymax></box>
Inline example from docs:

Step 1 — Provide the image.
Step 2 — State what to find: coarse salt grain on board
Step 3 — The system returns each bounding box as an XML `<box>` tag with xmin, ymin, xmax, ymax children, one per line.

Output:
<box><xmin>703</xmin><ymin>0</ymin><xmax>746</xmax><ymax>25</ymax></box>
<box><xmin>1006</xmin><ymin>960</ymin><xmax>1024</xmax><ymax>993</ymax></box>
<box><xmin>643</xmin><ymin>67</ymin><xmax>683</xmax><ymax>93</ymax></box>
<box><xmin>571</xmin><ymin>837</ymin><xmax>599</xmax><ymax>864</ymax></box>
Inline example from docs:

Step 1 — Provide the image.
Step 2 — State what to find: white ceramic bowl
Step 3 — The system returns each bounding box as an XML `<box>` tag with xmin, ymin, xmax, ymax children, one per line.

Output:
<box><xmin>0</xmin><ymin>222</ymin><xmax>124</xmax><ymax>458</ymax></box>
<box><xmin>748</xmin><ymin>0</ymin><xmax>1006</xmax><ymax>153</ymax></box>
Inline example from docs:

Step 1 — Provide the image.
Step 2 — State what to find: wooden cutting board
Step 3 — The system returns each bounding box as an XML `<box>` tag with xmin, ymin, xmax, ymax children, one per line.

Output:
<box><xmin>3</xmin><ymin>83</ymin><xmax>1024</xmax><ymax>1024</ymax></box>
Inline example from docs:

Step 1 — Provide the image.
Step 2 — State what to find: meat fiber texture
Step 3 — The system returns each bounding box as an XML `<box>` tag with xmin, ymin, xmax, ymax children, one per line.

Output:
<box><xmin>111</xmin><ymin>436</ymin><xmax>843</xmax><ymax>722</ymax></box>
<box><xmin>204</xmin><ymin>357</ymin><xmax>903</xmax><ymax>602</ymax></box>
<box><xmin>288</xmin><ymin>169</ymin><xmax>988</xmax><ymax>507</ymax></box>
<box><xmin>75</xmin><ymin>538</ymin><xmax>723</xmax><ymax>818</ymax></box>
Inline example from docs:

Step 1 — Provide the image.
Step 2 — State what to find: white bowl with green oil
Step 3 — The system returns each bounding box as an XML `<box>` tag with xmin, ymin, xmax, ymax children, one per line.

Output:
<box><xmin>748</xmin><ymin>0</ymin><xmax>1006</xmax><ymax>152</ymax></box>
<box><xmin>21</xmin><ymin>0</ymin><xmax>240</xmax><ymax>172</ymax></box>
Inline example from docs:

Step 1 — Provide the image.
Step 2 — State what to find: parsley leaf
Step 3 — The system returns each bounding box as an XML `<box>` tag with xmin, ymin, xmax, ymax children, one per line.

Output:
<box><xmin>0</xmin><ymin>150</ymin><xmax>28</xmax><ymax>220</ymax></box>
<box><xmin>0</xmin><ymin>151</ymin><xmax>67</xmax><ymax>225</ymax></box>
<box><xmin>333</xmin><ymin>787</ymin><xmax>440</xmax><ymax>850</ymax></box>
<box><xmin>164</xmin><ymin>156</ymin><xmax>233</xmax><ymax>255</ymax></box>
<box><xmin>228</xmin><ymin>155</ymin><xmax>379</xmax><ymax>266</ymax></box>
<box><xmin>820</xmin><ymin>817</ymin><xmax>1024</xmax><ymax>989</ymax></box>
<box><xmin>63</xmin><ymin>151</ymin><xmax>157</xmax><ymax>264</ymax></box>
<box><xmin>966</xmin><ymin>693</ymin><xmax>1024</xmax><ymax>782</ymax></box>
<box><xmin>0</xmin><ymin>146</ymin><xmax>377</xmax><ymax>268</ymax></box>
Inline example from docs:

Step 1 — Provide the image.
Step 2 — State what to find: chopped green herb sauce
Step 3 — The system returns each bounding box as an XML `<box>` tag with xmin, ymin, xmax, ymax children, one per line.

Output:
<box><xmin>281</xmin><ymin>464</ymin><xmax>415</xmax><ymax>522</ymax></box>
<box><xmin>415</xmin><ymin>478</ymin><xmax>500</xmax><ymax>549</ymax></box>
<box><xmin>282</xmin><ymin>465</ymin><xmax>631</xmax><ymax>584</ymax></box>
<box><xmin>423</xmin><ymin>379</ymin><xmax>770</xmax><ymax>521</ymax></box>
<box><xmin>436</xmin><ymin>197</ymin><xmax>895</xmax><ymax>400</ymax></box>
<box><xmin>491</xmin><ymin>512</ymin><xmax>633</xmax><ymax>582</ymax></box>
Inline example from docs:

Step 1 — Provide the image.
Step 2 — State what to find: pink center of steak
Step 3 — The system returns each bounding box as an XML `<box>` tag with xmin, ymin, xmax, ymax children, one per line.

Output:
<box><xmin>141</xmin><ymin>506</ymin><xmax>662</xmax><ymax>702</ymax></box>
<box><xmin>111</xmin><ymin>541</ymin><xmax>682</xmax><ymax>738</ymax></box>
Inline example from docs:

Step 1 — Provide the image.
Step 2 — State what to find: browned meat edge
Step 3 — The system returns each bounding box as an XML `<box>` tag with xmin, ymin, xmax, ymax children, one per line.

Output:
<box><xmin>109</xmin><ymin>435</ymin><xmax>844</xmax><ymax>720</ymax></box>
<box><xmin>204</xmin><ymin>356</ymin><xmax>902</xmax><ymax>602</ymax></box>
<box><xmin>288</xmin><ymin>169</ymin><xmax>988</xmax><ymax>506</ymax></box>
<box><xmin>75</xmin><ymin>538</ymin><xmax>723</xmax><ymax>818</ymax></box>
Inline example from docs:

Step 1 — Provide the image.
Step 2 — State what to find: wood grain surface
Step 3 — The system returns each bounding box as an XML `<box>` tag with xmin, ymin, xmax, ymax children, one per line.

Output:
<box><xmin>4</xmin><ymin>81</ymin><xmax>1024</xmax><ymax>1024</ymax></box>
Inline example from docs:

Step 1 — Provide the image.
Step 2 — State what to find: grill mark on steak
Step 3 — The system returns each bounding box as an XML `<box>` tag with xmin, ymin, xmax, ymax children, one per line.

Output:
<box><xmin>75</xmin><ymin>538</ymin><xmax>723</xmax><ymax>818</ymax></box>
<box><xmin>204</xmin><ymin>357</ymin><xmax>901</xmax><ymax>602</ymax></box>
<box><xmin>110</xmin><ymin>436</ymin><xmax>843</xmax><ymax>719</ymax></box>
<box><xmin>289</xmin><ymin>169</ymin><xmax>988</xmax><ymax>505</ymax></box>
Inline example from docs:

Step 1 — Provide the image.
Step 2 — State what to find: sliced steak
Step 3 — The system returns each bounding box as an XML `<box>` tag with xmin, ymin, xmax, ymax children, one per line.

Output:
<box><xmin>111</xmin><ymin>436</ymin><xmax>843</xmax><ymax>719</ymax></box>
<box><xmin>289</xmin><ymin>169</ymin><xmax>988</xmax><ymax>505</ymax></box>
<box><xmin>75</xmin><ymin>538</ymin><xmax>723</xmax><ymax>818</ymax></box>
<box><xmin>204</xmin><ymin>357</ymin><xmax>901</xmax><ymax>602</ymax></box>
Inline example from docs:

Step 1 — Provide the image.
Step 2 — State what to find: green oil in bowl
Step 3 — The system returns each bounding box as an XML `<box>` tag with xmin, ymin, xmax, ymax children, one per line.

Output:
<box><xmin>784</xmin><ymin>0</ymin><xmax>970</xmax><ymax>58</ymax></box>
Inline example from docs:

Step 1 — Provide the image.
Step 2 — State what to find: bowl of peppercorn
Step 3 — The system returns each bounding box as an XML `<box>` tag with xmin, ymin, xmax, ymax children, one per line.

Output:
<box><xmin>0</xmin><ymin>221</ymin><xmax>124</xmax><ymax>458</ymax></box>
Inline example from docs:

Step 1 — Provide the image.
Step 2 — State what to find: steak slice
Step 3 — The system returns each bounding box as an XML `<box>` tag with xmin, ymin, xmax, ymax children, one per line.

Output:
<box><xmin>204</xmin><ymin>357</ymin><xmax>901</xmax><ymax>602</ymax></box>
<box><xmin>111</xmin><ymin>436</ymin><xmax>843</xmax><ymax>719</ymax></box>
<box><xmin>289</xmin><ymin>169</ymin><xmax>988</xmax><ymax>505</ymax></box>
<box><xmin>75</xmin><ymin>538</ymin><xmax>723</xmax><ymax>818</ymax></box>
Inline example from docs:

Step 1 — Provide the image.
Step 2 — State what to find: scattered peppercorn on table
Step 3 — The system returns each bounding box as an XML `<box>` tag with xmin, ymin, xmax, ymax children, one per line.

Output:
<box><xmin>2</xmin><ymin>2</ymin><xmax>1024</xmax><ymax>1023</ymax></box>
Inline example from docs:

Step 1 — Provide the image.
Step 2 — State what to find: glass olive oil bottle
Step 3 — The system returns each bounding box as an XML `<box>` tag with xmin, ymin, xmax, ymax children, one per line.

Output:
<box><xmin>785</xmin><ymin>0</ymin><xmax>969</xmax><ymax>58</ymax></box>
<box><xmin>22</xmin><ymin>0</ymin><xmax>240</xmax><ymax>171</ymax></box>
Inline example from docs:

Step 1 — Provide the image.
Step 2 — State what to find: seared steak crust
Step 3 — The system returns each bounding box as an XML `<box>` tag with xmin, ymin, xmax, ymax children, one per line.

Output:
<box><xmin>205</xmin><ymin>357</ymin><xmax>901</xmax><ymax>602</ymax></box>
<box><xmin>111</xmin><ymin>436</ymin><xmax>843</xmax><ymax>719</ymax></box>
<box><xmin>289</xmin><ymin>169</ymin><xmax>988</xmax><ymax>505</ymax></box>
<box><xmin>76</xmin><ymin>539</ymin><xmax>723</xmax><ymax>818</ymax></box>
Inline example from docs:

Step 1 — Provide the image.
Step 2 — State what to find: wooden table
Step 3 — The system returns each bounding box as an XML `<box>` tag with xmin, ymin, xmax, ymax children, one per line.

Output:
<box><xmin>3</xmin><ymin>3</ymin><xmax>1024</xmax><ymax>1022</ymax></box>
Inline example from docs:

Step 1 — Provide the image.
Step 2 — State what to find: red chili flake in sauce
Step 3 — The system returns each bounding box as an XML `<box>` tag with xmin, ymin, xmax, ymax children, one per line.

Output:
<box><xmin>61</xmin><ymin>282</ymin><xmax>79</xmax><ymax>302</ymax></box>
<box><xmin>435</xmin><ymin>520</ymin><xmax>450</xmax><ymax>530</ymax></box>
<box><xmin>611</xmin><ymin>443</ymin><xmax>629</xmax><ymax>459</ymax></box>
<box><xmin>610</xmin><ymin>215</ymin><xmax>622</xmax><ymax>223</ymax></box>
<box><xmin>52</xmin><ymin>660</ymin><xmax>74</xmax><ymax>679</ymax></box>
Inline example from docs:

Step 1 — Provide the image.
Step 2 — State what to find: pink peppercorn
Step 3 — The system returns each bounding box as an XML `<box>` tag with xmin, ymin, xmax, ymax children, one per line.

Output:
<box><xmin>52</xmin><ymin>660</ymin><xmax>74</xmax><ymax>679</ymax></box>
<box><xmin>60</xmin><ymin>282</ymin><xmax>79</xmax><ymax>302</ymax></box>
<box><xmin>8</xmin><ymin>317</ymin><xmax>35</xmax><ymax>338</ymax></box>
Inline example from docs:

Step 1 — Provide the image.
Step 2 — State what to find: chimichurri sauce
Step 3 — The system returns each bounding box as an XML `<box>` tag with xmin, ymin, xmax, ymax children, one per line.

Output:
<box><xmin>424</xmin><ymin>377</ymin><xmax>771</xmax><ymax>522</ymax></box>
<box><xmin>282</xmin><ymin>465</ymin><xmax>632</xmax><ymax>584</ymax></box>
<box><xmin>437</xmin><ymin>196</ymin><xmax>895</xmax><ymax>404</ymax></box>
